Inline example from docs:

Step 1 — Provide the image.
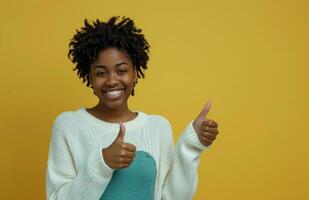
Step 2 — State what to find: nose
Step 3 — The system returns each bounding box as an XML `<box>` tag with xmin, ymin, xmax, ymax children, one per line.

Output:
<box><xmin>105</xmin><ymin>72</ymin><xmax>119</xmax><ymax>87</ymax></box>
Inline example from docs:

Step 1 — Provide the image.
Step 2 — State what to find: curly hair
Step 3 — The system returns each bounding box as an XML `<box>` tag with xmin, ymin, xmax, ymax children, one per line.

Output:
<box><xmin>68</xmin><ymin>16</ymin><xmax>150</xmax><ymax>95</ymax></box>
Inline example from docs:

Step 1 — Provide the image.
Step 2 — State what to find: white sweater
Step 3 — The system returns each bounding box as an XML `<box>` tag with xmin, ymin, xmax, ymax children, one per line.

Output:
<box><xmin>46</xmin><ymin>108</ymin><xmax>208</xmax><ymax>200</ymax></box>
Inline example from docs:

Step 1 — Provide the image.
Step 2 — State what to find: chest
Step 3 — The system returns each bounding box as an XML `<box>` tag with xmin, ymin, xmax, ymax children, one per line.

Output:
<box><xmin>72</xmin><ymin>124</ymin><xmax>161</xmax><ymax>173</ymax></box>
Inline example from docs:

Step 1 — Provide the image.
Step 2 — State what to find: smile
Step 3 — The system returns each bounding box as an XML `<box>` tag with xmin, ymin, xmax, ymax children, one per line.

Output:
<box><xmin>102</xmin><ymin>89</ymin><xmax>125</xmax><ymax>99</ymax></box>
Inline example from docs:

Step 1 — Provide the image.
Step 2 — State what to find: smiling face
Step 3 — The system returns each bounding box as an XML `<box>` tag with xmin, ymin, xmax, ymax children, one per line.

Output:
<box><xmin>89</xmin><ymin>48</ymin><xmax>137</xmax><ymax>110</ymax></box>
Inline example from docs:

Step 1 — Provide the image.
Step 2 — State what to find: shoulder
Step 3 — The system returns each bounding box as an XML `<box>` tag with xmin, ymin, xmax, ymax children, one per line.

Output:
<box><xmin>52</xmin><ymin>108</ymin><xmax>83</xmax><ymax>133</ymax></box>
<box><xmin>54</xmin><ymin>110</ymin><xmax>78</xmax><ymax>124</ymax></box>
<box><xmin>144</xmin><ymin>113</ymin><xmax>173</xmax><ymax>140</ymax></box>
<box><xmin>146</xmin><ymin>113</ymin><xmax>172</xmax><ymax>129</ymax></box>
<box><xmin>144</xmin><ymin>113</ymin><xmax>174</xmax><ymax>146</ymax></box>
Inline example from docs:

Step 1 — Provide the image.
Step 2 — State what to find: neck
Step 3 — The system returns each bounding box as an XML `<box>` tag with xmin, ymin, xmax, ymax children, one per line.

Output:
<box><xmin>91</xmin><ymin>101</ymin><xmax>135</xmax><ymax>123</ymax></box>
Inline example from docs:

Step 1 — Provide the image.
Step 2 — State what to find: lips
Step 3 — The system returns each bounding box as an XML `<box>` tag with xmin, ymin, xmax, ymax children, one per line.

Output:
<box><xmin>102</xmin><ymin>88</ymin><xmax>125</xmax><ymax>100</ymax></box>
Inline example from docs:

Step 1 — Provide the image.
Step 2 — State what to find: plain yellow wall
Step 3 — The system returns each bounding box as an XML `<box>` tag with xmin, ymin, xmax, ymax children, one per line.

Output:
<box><xmin>0</xmin><ymin>0</ymin><xmax>308</xmax><ymax>199</ymax></box>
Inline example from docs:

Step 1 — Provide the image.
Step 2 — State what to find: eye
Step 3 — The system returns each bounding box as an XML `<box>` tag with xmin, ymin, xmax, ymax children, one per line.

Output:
<box><xmin>117</xmin><ymin>69</ymin><xmax>128</xmax><ymax>75</ymax></box>
<box><xmin>96</xmin><ymin>71</ymin><xmax>108</xmax><ymax>77</ymax></box>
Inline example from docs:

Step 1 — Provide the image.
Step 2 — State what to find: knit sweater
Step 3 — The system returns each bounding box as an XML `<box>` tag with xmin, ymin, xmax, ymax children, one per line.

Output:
<box><xmin>46</xmin><ymin>108</ymin><xmax>208</xmax><ymax>200</ymax></box>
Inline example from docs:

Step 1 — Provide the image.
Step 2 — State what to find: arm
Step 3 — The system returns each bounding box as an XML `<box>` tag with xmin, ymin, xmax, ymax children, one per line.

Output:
<box><xmin>46</xmin><ymin>116</ymin><xmax>114</xmax><ymax>200</ymax></box>
<box><xmin>161</xmin><ymin>121</ymin><xmax>208</xmax><ymax>200</ymax></box>
<box><xmin>161</xmin><ymin>100</ymin><xmax>219</xmax><ymax>199</ymax></box>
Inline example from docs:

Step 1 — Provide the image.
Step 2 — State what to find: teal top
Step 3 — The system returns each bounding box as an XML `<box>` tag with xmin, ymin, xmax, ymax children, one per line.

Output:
<box><xmin>100</xmin><ymin>151</ymin><xmax>157</xmax><ymax>200</ymax></box>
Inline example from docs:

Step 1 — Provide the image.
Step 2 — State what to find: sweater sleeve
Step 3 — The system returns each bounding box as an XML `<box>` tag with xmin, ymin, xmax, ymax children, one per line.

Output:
<box><xmin>46</xmin><ymin>114</ymin><xmax>114</xmax><ymax>200</ymax></box>
<box><xmin>161</xmin><ymin>120</ymin><xmax>208</xmax><ymax>200</ymax></box>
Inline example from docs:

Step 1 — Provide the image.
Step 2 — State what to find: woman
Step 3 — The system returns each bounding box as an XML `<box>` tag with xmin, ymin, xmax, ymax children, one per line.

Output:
<box><xmin>46</xmin><ymin>16</ymin><xmax>219</xmax><ymax>200</ymax></box>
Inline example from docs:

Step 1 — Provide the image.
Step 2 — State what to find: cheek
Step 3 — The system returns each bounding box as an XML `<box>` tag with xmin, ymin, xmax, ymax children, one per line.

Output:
<box><xmin>92</xmin><ymin>84</ymin><xmax>100</xmax><ymax>96</ymax></box>
<box><xmin>125</xmin><ymin>79</ymin><xmax>135</xmax><ymax>90</ymax></box>
<box><xmin>125</xmin><ymin>73</ymin><xmax>135</xmax><ymax>85</ymax></box>
<box><xmin>92</xmin><ymin>79</ymin><xmax>103</xmax><ymax>90</ymax></box>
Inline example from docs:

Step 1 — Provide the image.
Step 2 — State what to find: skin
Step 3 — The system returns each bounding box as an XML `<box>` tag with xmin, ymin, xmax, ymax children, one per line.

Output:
<box><xmin>86</xmin><ymin>47</ymin><xmax>219</xmax><ymax>169</ymax></box>
<box><xmin>192</xmin><ymin>100</ymin><xmax>219</xmax><ymax>147</ymax></box>
<box><xmin>87</xmin><ymin>48</ymin><xmax>138</xmax><ymax>169</ymax></box>
<box><xmin>87</xmin><ymin>48</ymin><xmax>137</xmax><ymax>123</ymax></box>
<box><xmin>102</xmin><ymin>121</ymin><xmax>136</xmax><ymax>169</ymax></box>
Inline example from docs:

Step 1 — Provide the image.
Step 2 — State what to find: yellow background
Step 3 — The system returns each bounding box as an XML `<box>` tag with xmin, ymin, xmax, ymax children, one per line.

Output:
<box><xmin>0</xmin><ymin>0</ymin><xmax>308</xmax><ymax>199</ymax></box>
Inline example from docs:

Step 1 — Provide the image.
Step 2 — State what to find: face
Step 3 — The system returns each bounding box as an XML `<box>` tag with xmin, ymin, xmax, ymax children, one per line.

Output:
<box><xmin>89</xmin><ymin>48</ymin><xmax>137</xmax><ymax>110</ymax></box>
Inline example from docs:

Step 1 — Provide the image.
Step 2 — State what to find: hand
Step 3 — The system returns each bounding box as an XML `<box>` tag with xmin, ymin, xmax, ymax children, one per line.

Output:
<box><xmin>102</xmin><ymin>122</ymin><xmax>136</xmax><ymax>169</ymax></box>
<box><xmin>193</xmin><ymin>100</ymin><xmax>219</xmax><ymax>147</ymax></box>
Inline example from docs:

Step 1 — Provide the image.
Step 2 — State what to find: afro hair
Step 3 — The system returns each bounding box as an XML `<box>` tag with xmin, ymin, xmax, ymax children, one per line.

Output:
<box><xmin>68</xmin><ymin>16</ymin><xmax>150</xmax><ymax>95</ymax></box>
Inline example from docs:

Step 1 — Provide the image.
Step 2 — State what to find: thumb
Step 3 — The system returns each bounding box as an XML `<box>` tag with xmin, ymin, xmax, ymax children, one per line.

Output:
<box><xmin>196</xmin><ymin>100</ymin><xmax>212</xmax><ymax>121</ymax></box>
<box><xmin>115</xmin><ymin>122</ymin><xmax>126</xmax><ymax>142</ymax></box>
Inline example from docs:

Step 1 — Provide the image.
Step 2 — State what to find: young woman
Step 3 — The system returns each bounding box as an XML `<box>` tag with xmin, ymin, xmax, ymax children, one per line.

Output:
<box><xmin>46</xmin><ymin>16</ymin><xmax>219</xmax><ymax>200</ymax></box>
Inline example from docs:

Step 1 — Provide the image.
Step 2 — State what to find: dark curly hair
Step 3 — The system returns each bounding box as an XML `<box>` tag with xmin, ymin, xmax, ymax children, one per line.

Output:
<box><xmin>68</xmin><ymin>16</ymin><xmax>150</xmax><ymax>95</ymax></box>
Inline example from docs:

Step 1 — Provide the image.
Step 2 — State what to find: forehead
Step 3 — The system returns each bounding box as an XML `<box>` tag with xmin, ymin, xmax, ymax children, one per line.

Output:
<box><xmin>93</xmin><ymin>48</ymin><xmax>132</xmax><ymax>66</ymax></box>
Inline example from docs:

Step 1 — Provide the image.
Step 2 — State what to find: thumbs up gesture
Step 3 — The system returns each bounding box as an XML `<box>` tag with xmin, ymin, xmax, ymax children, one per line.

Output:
<box><xmin>192</xmin><ymin>100</ymin><xmax>219</xmax><ymax>147</ymax></box>
<box><xmin>102</xmin><ymin>122</ymin><xmax>136</xmax><ymax>169</ymax></box>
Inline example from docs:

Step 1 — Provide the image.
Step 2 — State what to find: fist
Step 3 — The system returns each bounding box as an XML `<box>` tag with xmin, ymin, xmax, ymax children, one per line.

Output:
<box><xmin>102</xmin><ymin>122</ymin><xmax>136</xmax><ymax>169</ymax></box>
<box><xmin>193</xmin><ymin>100</ymin><xmax>219</xmax><ymax>147</ymax></box>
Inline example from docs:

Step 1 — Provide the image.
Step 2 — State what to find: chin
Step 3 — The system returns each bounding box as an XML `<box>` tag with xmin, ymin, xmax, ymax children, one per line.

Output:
<box><xmin>100</xmin><ymin>99</ymin><xmax>126</xmax><ymax>110</ymax></box>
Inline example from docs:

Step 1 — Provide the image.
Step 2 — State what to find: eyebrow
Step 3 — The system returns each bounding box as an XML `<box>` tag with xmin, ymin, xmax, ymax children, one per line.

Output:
<box><xmin>95</xmin><ymin>62</ymin><xmax>128</xmax><ymax>69</ymax></box>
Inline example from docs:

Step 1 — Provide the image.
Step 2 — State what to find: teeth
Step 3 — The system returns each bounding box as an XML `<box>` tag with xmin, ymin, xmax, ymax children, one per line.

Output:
<box><xmin>105</xmin><ymin>89</ymin><xmax>123</xmax><ymax>96</ymax></box>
